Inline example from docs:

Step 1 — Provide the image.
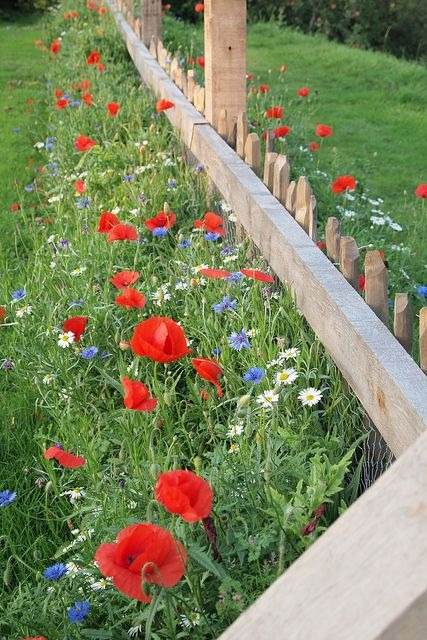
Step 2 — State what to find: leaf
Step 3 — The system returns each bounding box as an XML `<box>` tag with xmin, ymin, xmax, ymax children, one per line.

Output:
<box><xmin>188</xmin><ymin>544</ymin><xmax>230</xmax><ymax>581</ymax></box>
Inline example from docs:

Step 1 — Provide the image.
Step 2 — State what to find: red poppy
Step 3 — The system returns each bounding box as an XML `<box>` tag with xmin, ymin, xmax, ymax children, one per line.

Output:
<box><xmin>155</xmin><ymin>470</ymin><xmax>213</xmax><ymax>522</ymax></box>
<box><xmin>107</xmin><ymin>224</ymin><xmax>138</xmax><ymax>243</ymax></box>
<box><xmin>331</xmin><ymin>175</ymin><xmax>357</xmax><ymax>194</ymax></box>
<box><xmin>54</xmin><ymin>88</ymin><xmax>63</xmax><ymax>98</ymax></box>
<box><xmin>265</xmin><ymin>106</ymin><xmax>284</xmax><ymax>119</ymax></box>
<box><xmin>240</xmin><ymin>269</ymin><xmax>274</xmax><ymax>283</ymax></box>
<box><xmin>0</xmin><ymin>306</ymin><xmax>7</xmax><ymax>322</ymax></box>
<box><xmin>115</xmin><ymin>288</ymin><xmax>146</xmax><ymax>309</ymax></box>
<box><xmin>44</xmin><ymin>445</ymin><xmax>86</xmax><ymax>469</ymax></box>
<box><xmin>274</xmin><ymin>125</ymin><xmax>291</xmax><ymax>138</ymax></box>
<box><xmin>308</xmin><ymin>141</ymin><xmax>320</xmax><ymax>152</ymax></box>
<box><xmin>78</xmin><ymin>79</ymin><xmax>91</xmax><ymax>92</ymax></box>
<box><xmin>194</xmin><ymin>2</ymin><xmax>204</xmax><ymax>12</ymax></box>
<box><xmin>98</xmin><ymin>5</ymin><xmax>107</xmax><ymax>14</ymax></box>
<box><xmin>110</xmin><ymin>271</ymin><xmax>140</xmax><ymax>289</ymax></box>
<box><xmin>193</xmin><ymin>211</ymin><xmax>225</xmax><ymax>236</ymax></box>
<box><xmin>297</xmin><ymin>87</ymin><xmax>310</xmax><ymax>97</ymax></box>
<box><xmin>358</xmin><ymin>275</ymin><xmax>366</xmax><ymax>291</ymax></box>
<box><xmin>316</xmin><ymin>240</ymin><xmax>327</xmax><ymax>251</ymax></box>
<box><xmin>63</xmin><ymin>316</ymin><xmax>88</xmax><ymax>341</ymax></box>
<box><xmin>192</xmin><ymin>358</ymin><xmax>223</xmax><ymax>397</ymax></box>
<box><xmin>82</xmin><ymin>93</ymin><xmax>93</xmax><ymax>106</ymax></box>
<box><xmin>156</xmin><ymin>99</ymin><xmax>175</xmax><ymax>112</ymax></box>
<box><xmin>86</xmin><ymin>50</ymin><xmax>101</xmax><ymax>65</ymax></box>
<box><xmin>130</xmin><ymin>316</ymin><xmax>190</xmax><ymax>363</ymax></box>
<box><xmin>74</xmin><ymin>134</ymin><xmax>97</xmax><ymax>152</ymax></box>
<box><xmin>144</xmin><ymin>210</ymin><xmax>176</xmax><ymax>231</ymax></box>
<box><xmin>74</xmin><ymin>179</ymin><xmax>86</xmax><ymax>193</ymax></box>
<box><xmin>315</xmin><ymin>124</ymin><xmax>333</xmax><ymax>138</ymax></box>
<box><xmin>121</xmin><ymin>377</ymin><xmax>157</xmax><ymax>411</ymax></box>
<box><xmin>196</xmin><ymin>56</ymin><xmax>205</xmax><ymax>68</ymax></box>
<box><xmin>198</xmin><ymin>268</ymin><xmax>231</xmax><ymax>279</ymax></box>
<box><xmin>95</xmin><ymin>523</ymin><xmax>187</xmax><ymax>602</ymax></box>
<box><xmin>106</xmin><ymin>101</ymin><xmax>120</xmax><ymax>117</ymax></box>
<box><xmin>50</xmin><ymin>39</ymin><xmax>61</xmax><ymax>55</ymax></box>
<box><xmin>97</xmin><ymin>211</ymin><xmax>120</xmax><ymax>233</ymax></box>
<box><xmin>97</xmin><ymin>63</ymin><xmax>106</xmax><ymax>73</ymax></box>
<box><xmin>258</xmin><ymin>84</ymin><xmax>270</xmax><ymax>94</ymax></box>
<box><xmin>55</xmin><ymin>98</ymin><xmax>69</xmax><ymax>109</ymax></box>
<box><xmin>10</xmin><ymin>203</ymin><xmax>21</xmax><ymax>213</ymax></box>
<box><xmin>415</xmin><ymin>183</ymin><xmax>427</xmax><ymax>198</ymax></box>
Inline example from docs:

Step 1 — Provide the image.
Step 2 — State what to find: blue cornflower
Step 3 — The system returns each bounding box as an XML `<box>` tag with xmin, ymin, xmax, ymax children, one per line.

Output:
<box><xmin>11</xmin><ymin>288</ymin><xmax>26</xmax><ymax>301</ymax></box>
<box><xmin>45</xmin><ymin>136</ymin><xmax>56</xmax><ymax>152</ymax></box>
<box><xmin>212</xmin><ymin>347</ymin><xmax>221</xmax><ymax>357</ymax></box>
<box><xmin>212</xmin><ymin>296</ymin><xmax>237</xmax><ymax>314</ymax></box>
<box><xmin>122</xmin><ymin>174</ymin><xmax>135</xmax><ymax>182</ymax></box>
<box><xmin>69</xmin><ymin>99</ymin><xmax>81</xmax><ymax>108</ymax></box>
<box><xmin>25</xmin><ymin>183</ymin><xmax>35</xmax><ymax>192</ymax></box>
<box><xmin>195</xmin><ymin>163</ymin><xmax>204</xmax><ymax>173</ymax></box>
<box><xmin>75</xmin><ymin>196</ymin><xmax>91</xmax><ymax>209</ymax></box>
<box><xmin>226</xmin><ymin>272</ymin><xmax>243</xmax><ymax>283</ymax></box>
<box><xmin>81</xmin><ymin>346</ymin><xmax>98</xmax><ymax>360</ymax></box>
<box><xmin>205</xmin><ymin>232</ymin><xmax>221</xmax><ymax>242</ymax></box>
<box><xmin>178</xmin><ymin>239</ymin><xmax>191</xmax><ymax>249</ymax></box>
<box><xmin>1</xmin><ymin>359</ymin><xmax>14</xmax><ymax>371</ymax></box>
<box><xmin>243</xmin><ymin>367</ymin><xmax>265</xmax><ymax>384</ymax></box>
<box><xmin>46</xmin><ymin>162</ymin><xmax>59</xmax><ymax>176</ymax></box>
<box><xmin>220</xmin><ymin>245</ymin><xmax>236</xmax><ymax>257</ymax></box>
<box><xmin>0</xmin><ymin>490</ymin><xmax>16</xmax><ymax>507</ymax></box>
<box><xmin>68</xmin><ymin>600</ymin><xmax>90</xmax><ymax>623</ymax></box>
<box><xmin>167</xmin><ymin>178</ymin><xmax>177</xmax><ymax>189</ymax></box>
<box><xmin>138</xmin><ymin>193</ymin><xmax>147</xmax><ymax>203</ymax></box>
<box><xmin>228</xmin><ymin>329</ymin><xmax>251</xmax><ymax>351</ymax></box>
<box><xmin>43</xmin><ymin>562</ymin><xmax>68</xmax><ymax>581</ymax></box>
<box><xmin>58</xmin><ymin>238</ymin><xmax>70</xmax><ymax>249</ymax></box>
<box><xmin>62</xmin><ymin>93</ymin><xmax>71</xmax><ymax>101</ymax></box>
<box><xmin>152</xmin><ymin>227</ymin><xmax>168</xmax><ymax>237</ymax></box>
<box><xmin>416</xmin><ymin>285</ymin><xmax>427</xmax><ymax>297</ymax></box>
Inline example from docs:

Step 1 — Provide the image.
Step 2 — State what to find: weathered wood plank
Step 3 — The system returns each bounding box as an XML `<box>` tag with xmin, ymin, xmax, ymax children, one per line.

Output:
<box><xmin>219</xmin><ymin>427</ymin><xmax>427</xmax><ymax>640</ymax></box>
<box><xmin>186</xmin><ymin>69</ymin><xmax>195</xmax><ymax>103</ymax></box>
<box><xmin>365</xmin><ymin>250</ymin><xmax>389</xmax><ymax>326</ymax></box>
<box><xmin>263</xmin><ymin>152</ymin><xmax>278</xmax><ymax>191</ymax></box>
<box><xmin>236</xmin><ymin>112</ymin><xmax>248</xmax><ymax>160</ymax></box>
<box><xmin>325</xmin><ymin>216</ymin><xmax>341</xmax><ymax>262</ymax></box>
<box><xmin>339</xmin><ymin>235</ymin><xmax>359</xmax><ymax>290</ymax></box>
<box><xmin>141</xmin><ymin>0</ymin><xmax>162</xmax><ymax>47</ymax></box>
<box><xmin>244</xmin><ymin>133</ymin><xmax>261</xmax><ymax>176</ymax></box>
<box><xmin>285</xmin><ymin>180</ymin><xmax>296</xmax><ymax>216</ymax></box>
<box><xmin>294</xmin><ymin>176</ymin><xmax>312</xmax><ymax>234</ymax></box>
<box><xmin>272</xmin><ymin>154</ymin><xmax>290</xmax><ymax>205</ymax></box>
<box><xmin>394</xmin><ymin>293</ymin><xmax>412</xmax><ymax>354</ymax></box>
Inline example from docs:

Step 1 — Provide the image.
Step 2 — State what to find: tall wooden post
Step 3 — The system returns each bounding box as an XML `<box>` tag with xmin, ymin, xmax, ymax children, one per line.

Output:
<box><xmin>204</xmin><ymin>0</ymin><xmax>247</xmax><ymax>136</ymax></box>
<box><xmin>141</xmin><ymin>0</ymin><xmax>162</xmax><ymax>47</ymax></box>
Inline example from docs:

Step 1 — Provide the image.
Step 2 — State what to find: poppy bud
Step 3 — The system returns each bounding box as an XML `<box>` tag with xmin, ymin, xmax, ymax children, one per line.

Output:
<box><xmin>150</xmin><ymin>462</ymin><xmax>161</xmax><ymax>480</ymax></box>
<box><xmin>193</xmin><ymin>456</ymin><xmax>203</xmax><ymax>475</ymax></box>
<box><xmin>45</xmin><ymin>480</ymin><xmax>53</xmax><ymax>493</ymax></box>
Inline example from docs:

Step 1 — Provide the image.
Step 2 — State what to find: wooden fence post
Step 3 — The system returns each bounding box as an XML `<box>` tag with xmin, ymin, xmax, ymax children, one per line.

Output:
<box><xmin>339</xmin><ymin>236</ymin><xmax>359</xmax><ymax>290</ymax></box>
<box><xmin>236</xmin><ymin>113</ymin><xmax>248</xmax><ymax>159</ymax></box>
<box><xmin>325</xmin><ymin>217</ymin><xmax>341</xmax><ymax>262</ymax></box>
<box><xmin>204</xmin><ymin>0</ymin><xmax>247</xmax><ymax>133</ymax></box>
<box><xmin>244</xmin><ymin>133</ymin><xmax>261</xmax><ymax>176</ymax></box>
<box><xmin>263</xmin><ymin>152</ymin><xmax>278</xmax><ymax>191</ymax></box>
<box><xmin>393</xmin><ymin>293</ymin><xmax>412</xmax><ymax>354</ymax></box>
<box><xmin>272</xmin><ymin>155</ymin><xmax>290</xmax><ymax>206</ymax></box>
<box><xmin>141</xmin><ymin>0</ymin><xmax>162</xmax><ymax>47</ymax></box>
<box><xmin>365</xmin><ymin>250</ymin><xmax>389</xmax><ymax>326</ymax></box>
<box><xmin>420</xmin><ymin>307</ymin><xmax>427</xmax><ymax>374</ymax></box>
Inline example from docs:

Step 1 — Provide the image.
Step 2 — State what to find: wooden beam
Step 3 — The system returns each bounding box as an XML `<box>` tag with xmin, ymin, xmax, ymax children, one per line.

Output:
<box><xmin>141</xmin><ymin>0</ymin><xmax>162</xmax><ymax>47</ymax></box>
<box><xmin>204</xmin><ymin>0</ymin><xmax>247</xmax><ymax>132</ymax></box>
<box><xmin>393</xmin><ymin>293</ymin><xmax>412</xmax><ymax>354</ymax></box>
<box><xmin>219</xmin><ymin>428</ymin><xmax>427</xmax><ymax>640</ymax></box>
<box><xmin>107</xmin><ymin>0</ymin><xmax>427</xmax><ymax>456</ymax></box>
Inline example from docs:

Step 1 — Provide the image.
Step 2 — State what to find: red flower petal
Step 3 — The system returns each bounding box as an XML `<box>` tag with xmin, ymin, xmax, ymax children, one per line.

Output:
<box><xmin>110</xmin><ymin>271</ymin><xmax>140</xmax><ymax>289</ymax></box>
<box><xmin>192</xmin><ymin>358</ymin><xmax>223</xmax><ymax>397</ymax></box>
<box><xmin>107</xmin><ymin>224</ymin><xmax>138</xmax><ymax>242</ymax></box>
<box><xmin>130</xmin><ymin>316</ymin><xmax>190</xmax><ymax>363</ymax></box>
<box><xmin>198</xmin><ymin>268</ymin><xmax>231</xmax><ymax>279</ymax></box>
<box><xmin>156</xmin><ymin>99</ymin><xmax>175</xmax><ymax>112</ymax></box>
<box><xmin>240</xmin><ymin>269</ymin><xmax>274</xmax><ymax>283</ymax></box>
<box><xmin>155</xmin><ymin>470</ymin><xmax>213</xmax><ymax>522</ymax></box>
<box><xmin>63</xmin><ymin>316</ymin><xmax>88</xmax><ymax>341</ymax></box>
<box><xmin>97</xmin><ymin>211</ymin><xmax>120</xmax><ymax>233</ymax></box>
<box><xmin>44</xmin><ymin>445</ymin><xmax>86</xmax><ymax>469</ymax></box>
<box><xmin>115</xmin><ymin>288</ymin><xmax>146</xmax><ymax>309</ymax></box>
<box><xmin>122</xmin><ymin>377</ymin><xmax>157</xmax><ymax>411</ymax></box>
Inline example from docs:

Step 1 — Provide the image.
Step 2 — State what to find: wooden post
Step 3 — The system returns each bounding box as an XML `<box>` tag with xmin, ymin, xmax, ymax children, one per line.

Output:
<box><xmin>141</xmin><ymin>0</ymin><xmax>162</xmax><ymax>47</ymax></box>
<box><xmin>285</xmin><ymin>180</ymin><xmax>296</xmax><ymax>216</ymax></box>
<box><xmin>187</xmin><ymin>70</ymin><xmax>195</xmax><ymax>103</ymax></box>
<box><xmin>308</xmin><ymin>194</ymin><xmax>317</xmax><ymax>242</ymax></box>
<box><xmin>193</xmin><ymin>85</ymin><xmax>205</xmax><ymax>114</ymax></box>
<box><xmin>420</xmin><ymin>307</ymin><xmax>427</xmax><ymax>374</ymax></box>
<box><xmin>263</xmin><ymin>152</ymin><xmax>278</xmax><ymax>191</ymax></box>
<box><xmin>365</xmin><ymin>250</ymin><xmax>389</xmax><ymax>326</ymax></box>
<box><xmin>272</xmin><ymin>155</ymin><xmax>290</xmax><ymax>205</ymax></box>
<box><xmin>339</xmin><ymin>236</ymin><xmax>359</xmax><ymax>290</ymax></box>
<box><xmin>294</xmin><ymin>176</ymin><xmax>312</xmax><ymax>234</ymax></box>
<box><xmin>393</xmin><ymin>293</ymin><xmax>412</xmax><ymax>354</ymax></box>
<box><xmin>244</xmin><ymin>133</ymin><xmax>261</xmax><ymax>176</ymax></box>
<box><xmin>236</xmin><ymin>113</ymin><xmax>248</xmax><ymax>160</ymax></box>
<box><xmin>204</xmin><ymin>0</ymin><xmax>247</xmax><ymax>133</ymax></box>
<box><xmin>325</xmin><ymin>217</ymin><xmax>341</xmax><ymax>263</ymax></box>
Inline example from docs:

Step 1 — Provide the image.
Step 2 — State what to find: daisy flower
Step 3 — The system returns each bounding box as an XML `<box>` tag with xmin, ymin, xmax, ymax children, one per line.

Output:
<box><xmin>276</xmin><ymin>368</ymin><xmax>298</xmax><ymax>385</ymax></box>
<box><xmin>280</xmin><ymin>347</ymin><xmax>300</xmax><ymax>360</ymax></box>
<box><xmin>256</xmin><ymin>390</ymin><xmax>279</xmax><ymax>409</ymax></box>
<box><xmin>57</xmin><ymin>332</ymin><xmax>75</xmax><ymax>348</ymax></box>
<box><xmin>298</xmin><ymin>388</ymin><xmax>323</xmax><ymax>406</ymax></box>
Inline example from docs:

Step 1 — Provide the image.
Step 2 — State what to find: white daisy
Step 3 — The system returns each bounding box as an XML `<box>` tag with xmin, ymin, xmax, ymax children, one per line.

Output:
<box><xmin>16</xmin><ymin>305</ymin><xmax>32</xmax><ymax>318</ymax></box>
<box><xmin>298</xmin><ymin>387</ymin><xmax>323</xmax><ymax>407</ymax></box>
<box><xmin>276</xmin><ymin>368</ymin><xmax>298</xmax><ymax>385</ymax></box>
<box><xmin>280</xmin><ymin>347</ymin><xmax>300</xmax><ymax>360</ymax></box>
<box><xmin>60</xmin><ymin>487</ymin><xmax>86</xmax><ymax>504</ymax></box>
<box><xmin>256</xmin><ymin>390</ymin><xmax>279</xmax><ymax>409</ymax></box>
<box><xmin>57</xmin><ymin>331</ymin><xmax>75</xmax><ymax>348</ymax></box>
<box><xmin>42</xmin><ymin>373</ymin><xmax>56</xmax><ymax>385</ymax></box>
<box><xmin>227</xmin><ymin>421</ymin><xmax>244</xmax><ymax>438</ymax></box>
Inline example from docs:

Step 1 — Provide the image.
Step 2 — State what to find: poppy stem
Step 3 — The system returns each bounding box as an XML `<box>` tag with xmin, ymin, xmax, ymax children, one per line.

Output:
<box><xmin>202</xmin><ymin>516</ymin><xmax>222</xmax><ymax>562</ymax></box>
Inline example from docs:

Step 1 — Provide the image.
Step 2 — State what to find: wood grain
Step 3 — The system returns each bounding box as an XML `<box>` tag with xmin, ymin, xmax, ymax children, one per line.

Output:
<box><xmin>394</xmin><ymin>293</ymin><xmax>412</xmax><ymax>354</ymax></box>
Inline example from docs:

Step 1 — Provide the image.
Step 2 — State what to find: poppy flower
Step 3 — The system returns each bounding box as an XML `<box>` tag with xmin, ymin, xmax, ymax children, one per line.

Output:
<box><xmin>82</xmin><ymin>93</ymin><xmax>93</xmax><ymax>106</ymax></box>
<box><xmin>358</xmin><ymin>275</ymin><xmax>366</xmax><ymax>291</ymax></box>
<box><xmin>265</xmin><ymin>106</ymin><xmax>284</xmax><ymax>119</ymax></box>
<box><xmin>115</xmin><ymin>288</ymin><xmax>146</xmax><ymax>309</ymax></box>
<box><xmin>121</xmin><ymin>377</ymin><xmax>157</xmax><ymax>411</ymax></box>
<box><xmin>196</xmin><ymin>56</ymin><xmax>205</xmax><ymax>68</ymax></box>
<box><xmin>97</xmin><ymin>211</ymin><xmax>120</xmax><ymax>233</ymax></box>
<box><xmin>316</xmin><ymin>240</ymin><xmax>327</xmax><ymax>251</ymax></box>
<box><xmin>95</xmin><ymin>523</ymin><xmax>186</xmax><ymax>602</ymax></box>
<box><xmin>110</xmin><ymin>271</ymin><xmax>140</xmax><ymax>289</ymax></box>
<box><xmin>274</xmin><ymin>125</ymin><xmax>290</xmax><ymax>138</ymax></box>
<box><xmin>86</xmin><ymin>50</ymin><xmax>101</xmax><ymax>65</ymax></box>
<box><xmin>107</xmin><ymin>224</ymin><xmax>138</xmax><ymax>243</ymax></box>
<box><xmin>308</xmin><ymin>141</ymin><xmax>320</xmax><ymax>152</ymax></box>
<box><xmin>331</xmin><ymin>175</ymin><xmax>357</xmax><ymax>194</ymax></box>
<box><xmin>10</xmin><ymin>203</ymin><xmax>21</xmax><ymax>212</ymax></box>
<box><xmin>193</xmin><ymin>212</ymin><xmax>225</xmax><ymax>236</ymax></box>
<box><xmin>156</xmin><ymin>99</ymin><xmax>175</xmax><ymax>112</ymax></box>
<box><xmin>315</xmin><ymin>124</ymin><xmax>333</xmax><ymax>138</ymax></box>
<box><xmin>0</xmin><ymin>307</ymin><xmax>6</xmax><ymax>322</ymax></box>
<box><xmin>192</xmin><ymin>358</ymin><xmax>223</xmax><ymax>397</ymax></box>
<box><xmin>198</xmin><ymin>268</ymin><xmax>231</xmax><ymax>279</ymax></box>
<box><xmin>44</xmin><ymin>445</ymin><xmax>86</xmax><ymax>469</ymax></box>
<box><xmin>258</xmin><ymin>84</ymin><xmax>270</xmax><ymax>94</ymax></box>
<box><xmin>194</xmin><ymin>2</ymin><xmax>204</xmax><ymax>12</ymax></box>
<box><xmin>74</xmin><ymin>179</ymin><xmax>86</xmax><ymax>193</ymax></box>
<box><xmin>240</xmin><ymin>269</ymin><xmax>274</xmax><ymax>283</ymax></box>
<box><xmin>106</xmin><ymin>101</ymin><xmax>120</xmax><ymax>117</ymax></box>
<box><xmin>78</xmin><ymin>79</ymin><xmax>91</xmax><ymax>92</ymax></box>
<box><xmin>145</xmin><ymin>210</ymin><xmax>176</xmax><ymax>232</ymax></box>
<box><xmin>97</xmin><ymin>63</ymin><xmax>106</xmax><ymax>73</ymax></box>
<box><xmin>297</xmin><ymin>87</ymin><xmax>310</xmax><ymax>97</ymax></box>
<box><xmin>415</xmin><ymin>183</ymin><xmax>427</xmax><ymax>198</ymax></box>
<box><xmin>155</xmin><ymin>470</ymin><xmax>213</xmax><ymax>522</ymax></box>
<box><xmin>54</xmin><ymin>88</ymin><xmax>63</xmax><ymax>98</ymax></box>
<box><xmin>50</xmin><ymin>39</ymin><xmax>61</xmax><ymax>55</ymax></box>
<box><xmin>130</xmin><ymin>316</ymin><xmax>190</xmax><ymax>363</ymax></box>
<box><xmin>55</xmin><ymin>98</ymin><xmax>69</xmax><ymax>109</ymax></box>
<box><xmin>63</xmin><ymin>316</ymin><xmax>88</xmax><ymax>341</ymax></box>
<box><xmin>74</xmin><ymin>135</ymin><xmax>97</xmax><ymax>152</ymax></box>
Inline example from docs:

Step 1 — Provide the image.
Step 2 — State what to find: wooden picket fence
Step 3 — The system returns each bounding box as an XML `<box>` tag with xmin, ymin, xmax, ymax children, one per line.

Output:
<box><xmin>107</xmin><ymin>1</ymin><xmax>427</xmax><ymax>637</ymax></box>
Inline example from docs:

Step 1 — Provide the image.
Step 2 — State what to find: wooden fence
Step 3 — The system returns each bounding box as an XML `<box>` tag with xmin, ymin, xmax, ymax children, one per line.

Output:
<box><xmin>107</xmin><ymin>1</ymin><xmax>427</xmax><ymax>637</ymax></box>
